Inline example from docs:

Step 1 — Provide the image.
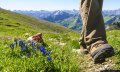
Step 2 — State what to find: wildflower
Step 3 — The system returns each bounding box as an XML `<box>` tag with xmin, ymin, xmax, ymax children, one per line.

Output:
<box><xmin>30</xmin><ymin>41</ymin><xmax>35</xmax><ymax>47</ymax></box>
<box><xmin>19</xmin><ymin>40</ymin><xmax>25</xmax><ymax>47</ymax></box>
<box><xmin>10</xmin><ymin>43</ymin><xmax>14</xmax><ymax>49</ymax></box>
<box><xmin>38</xmin><ymin>45</ymin><xmax>45</xmax><ymax>52</ymax></box>
<box><xmin>42</xmin><ymin>50</ymin><xmax>47</xmax><ymax>55</ymax></box>
<box><xmin>21</xmin><ymin>46</ymin><xmax>28</xmax><ymax>51</ymax></box>
<box><xmin>38</xmin><ymin>45</ymin><xmax>47</xmax><ymax>55</ymax></box>
<box><xmin>26</xmin><ymin>52</ymin><xmax>31</xmax><ymax>57</ymax></box>
<box><xmin>47</xmin><ymin>56</ymin><xmax>52</xmax><ymax>61</ymax></box>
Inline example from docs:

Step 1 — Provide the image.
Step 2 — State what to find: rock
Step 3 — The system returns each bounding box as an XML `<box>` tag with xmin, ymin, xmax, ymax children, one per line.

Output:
<box><xmin>27</xmin><ymin>33</ymin><xmax>43</xmax><ymax>43</ymax></box>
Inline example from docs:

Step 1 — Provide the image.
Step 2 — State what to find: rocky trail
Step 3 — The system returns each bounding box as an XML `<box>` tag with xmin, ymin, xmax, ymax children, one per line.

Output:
<box><xmin>78</xmin><ymin>54</ymin><xmax>116</xmax><ymax>72</ymax></box>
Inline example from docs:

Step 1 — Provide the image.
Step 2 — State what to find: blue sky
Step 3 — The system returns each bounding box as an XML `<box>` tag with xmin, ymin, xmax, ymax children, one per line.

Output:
<box><xmin>0</xmin><ymin>0</ymin><xmax>120</xmax><ymax>11</ymax></box>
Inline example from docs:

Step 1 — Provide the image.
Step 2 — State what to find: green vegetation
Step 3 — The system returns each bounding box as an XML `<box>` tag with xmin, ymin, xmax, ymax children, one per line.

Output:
<box><xmin>61</xmin><ymin>16</ymin><xmax>82</xmax><ymax>31</ymax></box>
<box><xmin>0</xmin><ymin>8</ymin><xmax>80</xmax><ymax>72</ymax></box>
<box><xmin>0</xmin><ymin>8</ymin><xmax>120</xmax><ymax>72</ymax></box>
<box><xmin>108</xmin><ymin>22</ymin><xmax>120</xmax><ymax>30</ymax></box>
<box><xmin>0</xmin><ymin>8</ymin><xmax>73</xmax><ymax>35</ymax></box>
<box><xmin>104</xmin><ymin>15</ymin><xmax>115</xmax><ymax>22</ymax></box>
<box><xmin>107</xmin><ymin>30</ymin><xmax>120</xmax><ymax>69</ymax></box>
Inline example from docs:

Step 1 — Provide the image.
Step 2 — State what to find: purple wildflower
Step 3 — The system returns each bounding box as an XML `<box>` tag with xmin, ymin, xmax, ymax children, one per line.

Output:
<box><xmin>47</xmin><ymin>56</ymin><xmax>52</xmax><ymax>61</ymax></box>
<box><xmin>38</xmin><ymin>45</ymin><xmax>47</xmax><ymax>55</ymax></box>
<box><xmin>21</xmin><ymin>46</ymin><xmax>27</xmax><ymax>51</ymax></box>
<box><xmin>19</xmin><ymin>40</ymin><xmax>25</xmax><ymax>47</ymax></box>
<box><xmin>30</xmin><ymin>41</ymin><xmax>35</xmax><ymax>47</ymax></box>
<box><xmin>26</xmin><ymin>52</ymin><xmax>31</xmax><ymax>57</ymax></box>
<box><xmin>38</xmin><ymin>45</ymin><xmax>45</xmax><ymax>52</ymax></box>
<box><xmin>42</xmin><ymin>50</ymin><xmax>47</xmax><ymax>55</ymax></box>
<box><xmin>10</xmin><ymin>43</ymin><xmax>14</xmax><ymax>49</ymax></box>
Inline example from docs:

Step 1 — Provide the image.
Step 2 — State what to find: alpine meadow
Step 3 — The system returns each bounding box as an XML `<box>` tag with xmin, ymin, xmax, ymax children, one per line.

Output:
<box><xmin>0</xmin><ymin>7</ymin><xmax>120</xmax><ymax>72</ymax></box>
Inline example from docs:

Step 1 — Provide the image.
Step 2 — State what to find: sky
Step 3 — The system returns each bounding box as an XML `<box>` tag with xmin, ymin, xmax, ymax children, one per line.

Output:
<box><xmin>0</xmin><ymin>0</ymin><xmax>120</xmax><ymax>11</ymax></box>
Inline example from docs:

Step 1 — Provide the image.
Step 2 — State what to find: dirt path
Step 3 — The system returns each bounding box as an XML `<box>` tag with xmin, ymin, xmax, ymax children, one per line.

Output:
<box><xmin>78</xmin><ymin>54</ymin><xmax>115</xmax><ymax>72</ymax></box>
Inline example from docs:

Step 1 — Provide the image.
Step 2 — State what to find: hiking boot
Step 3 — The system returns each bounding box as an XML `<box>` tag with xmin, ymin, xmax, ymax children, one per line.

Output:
<box><xmin>90</xmin><ymin>41</ymin><xmax>114</xmax><ymax>63</ymax></box>
<box><xmin>80</xmin><ymin>46</ymin><xmax>89</xmax><ymax>54</ymax></box>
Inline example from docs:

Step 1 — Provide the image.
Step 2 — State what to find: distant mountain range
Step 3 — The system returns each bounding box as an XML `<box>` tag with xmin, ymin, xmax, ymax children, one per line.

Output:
<box><xmin>103</xmin><ymin>8</ymin><xmax>120</xmax><ymax>15</ymax></box>
<box><xmin>14</xmin><ymin>9</ymin><xmax>120</xmax><ymax>31</ymax></box>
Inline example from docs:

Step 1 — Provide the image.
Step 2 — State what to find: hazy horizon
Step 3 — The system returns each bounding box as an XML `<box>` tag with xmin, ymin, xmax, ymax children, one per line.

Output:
<box><xmin>9</xmin><ymin>8</ymin><xmax>120</xmax><ymax>11</ymax></box>
<box><xmin>0</xmin><ymin>0</ymin><xmax>120</xmax><ymax>11</ymax></box>
<box><xmin>1</xmin><ymin>8</ymin><xmax>120</xmax><ymax>11</ymax></box>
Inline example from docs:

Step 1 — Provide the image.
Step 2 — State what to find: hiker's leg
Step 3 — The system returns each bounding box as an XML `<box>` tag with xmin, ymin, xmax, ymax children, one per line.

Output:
<box><xmin>80</xmin><ymin>0</ymin><xmax>106</xmax><ymax>50</ymax></box>
<box><xmin>80</xmin><ymin>0</ymin><xmax>114</xmax><ymax>63</ymax></box>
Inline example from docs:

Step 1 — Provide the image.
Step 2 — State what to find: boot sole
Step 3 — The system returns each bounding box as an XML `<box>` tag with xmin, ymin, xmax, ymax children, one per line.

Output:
<box><xmin>91</xmin><ymin>44</ymin><xmax>114</xmax><ymax>63</ymax></box>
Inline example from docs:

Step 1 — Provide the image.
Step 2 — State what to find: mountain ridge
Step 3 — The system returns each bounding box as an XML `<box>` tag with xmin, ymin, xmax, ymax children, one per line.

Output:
<box><xmin>14</xmin><ymin>9</ymin><xmax>120</xmax><ymax>31</ymax></box>
<box><xmin>0</xmin><ymin>8</ymin><xmax>74</xmax><ymax>36</ymax></box>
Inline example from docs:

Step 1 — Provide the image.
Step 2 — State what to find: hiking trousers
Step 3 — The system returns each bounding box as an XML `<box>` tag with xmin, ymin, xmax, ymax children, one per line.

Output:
<box><xmin>80</xmin><ymin>0</ymin><xmax>107</xmax><ymax>50</ymax></box>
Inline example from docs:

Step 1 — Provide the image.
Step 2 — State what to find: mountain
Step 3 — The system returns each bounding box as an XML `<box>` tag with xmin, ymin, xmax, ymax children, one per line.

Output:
<box><xmin>106</xmin><ymin>22</ymin><xmax>120</xmax><ymax>30</ymax></box>
<box><xmin>14</xmin><ymin>9</ymin><xmax>120</xmax><ymax>31</ymax></box>
<box><xmin>103</xmin><ymin>8</ymin><xmax>120</xmax><ymax>15</ymax></box>
<box><xmin>0</xmin><ymin>8</ymin><xmax>75</xmax><ymax>36</ymax></box>
<box><xmin>14</xmin><ymin>10</ymin><xmax>82</xmax><ymax>31</ymax></box>
<box><xmin>104</xmin><ymin>15</ymin><xmax>120</xmax><ymax>24</ymax></box>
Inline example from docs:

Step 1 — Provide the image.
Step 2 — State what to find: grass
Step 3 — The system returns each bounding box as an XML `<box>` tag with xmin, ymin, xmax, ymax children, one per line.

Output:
<box><xmin>0</xmin><ymin>8</ymin><xmax>120</xmax><ymax>72</ymax></box>
<box><xmin>106</xmin><ymin>30</ymin><xmax>120</xmax><ymax>69</ymax></box>
<box><xmin>0</xmin><ymin>32</ymin><xmax>80</xmax><ymax>72</ymax></box>
<box><xmin>0</xmin><ymin>33</ymin><xmax>80</xmax><ymax>72</ymax></box>
<box><xmin>61</xmin><ymin>16</ymin><xmax>82</xmax><ymax>31</ymax></box>
<box><xmin>104</xmin><ymin>15</ymin><xmax>115</xmax><ymax>23</ymax></box>
<box><xmin>0</xmin><ymin>8</ymin><xmax>80</xmax><ymax>72</ymax></box>
<box><xmin>0</xmin><ymin>8</ymin><xmax>73</xmax><ymax>34</ymax></box>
